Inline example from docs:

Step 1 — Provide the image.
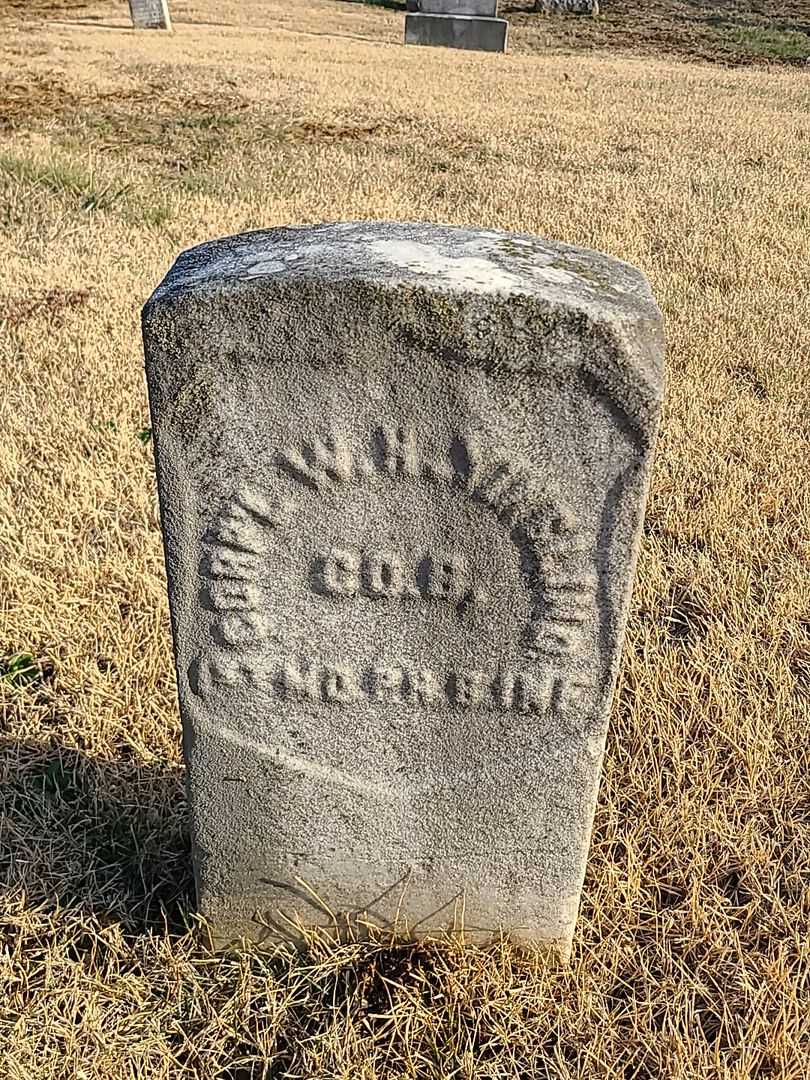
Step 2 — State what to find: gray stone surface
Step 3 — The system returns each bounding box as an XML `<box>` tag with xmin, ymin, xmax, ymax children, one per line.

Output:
<box><xmin>405</xmin><ymin>13</ymin><xmax>508</xmax><ymax>52</ymax></box>
<box><xmin>142</xmin><ymin>221</ymin><xmax>664</xmax><ymax>956</ymax></box>
<box><xmin>415</xmin><ymin>0</ymin><xmax>499</xmax><ymax>15</ymax></box>
<box><xmin>531</xmin><ymin>0</ymin><xmax>598</xmax><ymax>13</ymax></box>
<box><xmin>128</xmin><ymin>0</ymin><xmax>171</xmax><ymax>30</ymax></box>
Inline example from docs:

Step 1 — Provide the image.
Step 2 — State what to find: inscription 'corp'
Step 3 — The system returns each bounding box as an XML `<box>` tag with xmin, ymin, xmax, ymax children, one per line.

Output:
<box><xmin>202</xmin><ymin>486</ymin><xmax>281</xmax><ymax>648</ymax></box>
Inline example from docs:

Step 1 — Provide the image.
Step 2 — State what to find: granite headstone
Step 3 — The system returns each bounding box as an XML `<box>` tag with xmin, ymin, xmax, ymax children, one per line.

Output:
<box><xmin>405</xmin><ymin>0</ymin><xmax>506</xmax><ymax>52</ymax></box>
<box><xmin>405</xmin><ymin>12</ymin><xmax>508</xmax><ymax>51</ymax></box>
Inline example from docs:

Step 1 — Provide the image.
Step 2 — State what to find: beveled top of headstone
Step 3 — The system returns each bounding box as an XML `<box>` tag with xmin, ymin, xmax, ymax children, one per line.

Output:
<box><xmin>417</xmin><ymin>0</ymin><xmax>499</xmax><ymax>16</ymax></box>
<box><xmin>147</xmin><ymin>221</ymin><xmax>662</xmax><ymax>443</ymax></box>
<box><xmin>152</xmin><ymin>220</ymin><xmax>655</xmax><ymax>316</ymax></box>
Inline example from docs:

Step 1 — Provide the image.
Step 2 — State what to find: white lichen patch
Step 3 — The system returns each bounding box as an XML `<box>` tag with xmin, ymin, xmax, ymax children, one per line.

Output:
<box><xmin>161</xmin><ymin>223</ymin><xmax>649</xmax><ymax>317</ymax></box>
<box><xmin>367</xmin><ymin>239</ymin><xmax>526</xmax><ymax>293</ymax></box>
<box><xmin>240</xmin><ymin>256</ymin><xmax>286</xmax><ymax>277</ymax></box>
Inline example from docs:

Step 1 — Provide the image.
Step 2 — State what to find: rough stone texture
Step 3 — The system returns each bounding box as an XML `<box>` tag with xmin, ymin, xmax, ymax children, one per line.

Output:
<box><xmin>128</xmin><ymin>0</ymin><xmax>171</xmax><ymax>30</ymax></box>
<box><xmin>405</xmin><ymin>13</ymin><xmax>508</xmax><ymax>52</ymax></box>
<box><xmin>142</xmin><ymin>221</ymin><xmax>664</xmax><ymax>956</ymax></box>
<box><xmin>531</xmin><ymin>0</ymin><xmax>598</xmax><ymax>13</ymax></box>
<box><xmin>413</xmin><ymin>0</ymin><xmax>499</xmax><ymax>15</ymax></box>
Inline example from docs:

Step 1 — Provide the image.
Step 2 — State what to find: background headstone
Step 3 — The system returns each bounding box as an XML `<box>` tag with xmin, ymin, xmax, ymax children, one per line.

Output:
<box><xmin>415</xmin><ymin>0</ymin><xmax>499</xmax><ymax>14</ymax></box>
<box><xmin>129</xmin><ymin>0</ymin><xmax>172</xmax><ymax>30</ymax></box>
<box><xmin>405</xmin><ymin>0</ymin><xmax>506</xmax><ymax>52</ymax></box>
<box><xmin>143</xmin><ymin>221</ymin><xmax>664</xmax><ymax>956</ymax></box>
<box><xmin>405</xmin><ymin>12</ymin><xmax>508</xmax><ymax>51</ymax></box>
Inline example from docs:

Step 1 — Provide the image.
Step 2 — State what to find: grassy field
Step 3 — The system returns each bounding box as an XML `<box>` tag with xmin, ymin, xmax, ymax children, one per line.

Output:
<box><xmin>1</xmin><ymin>1</ymin><xmax>809</xmax><ymax>1077</ymax></box>
<box><xmin>5</xmin><ymin>0</ymin><xmax>810</xmax><ymax>65</ymax></box>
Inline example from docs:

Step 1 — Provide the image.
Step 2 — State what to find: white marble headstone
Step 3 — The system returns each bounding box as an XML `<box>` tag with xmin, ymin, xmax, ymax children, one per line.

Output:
<box><xmin>142</xmin><ymin>221</ymin><xmax>664</xmax><ymax>956</ymax></box>
<box><xmin>129</xmin><ymin>0</ymin><xmax>171</xmax><ymax>30</ymax></box>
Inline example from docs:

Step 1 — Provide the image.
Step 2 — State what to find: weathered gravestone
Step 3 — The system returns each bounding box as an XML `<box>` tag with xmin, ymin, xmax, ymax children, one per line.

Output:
<box><xmin>405</xmin><ymin>13</ymin><xmax>508</xmax><ymax>52</ymax></box>
<box><xmin>129</xmin><ymin>0</ymin><xmax>172</xmax><ymax>30</ymax></box>
<box><xmin>410</xmin><ymin>0</ymin><xmax>499</xmax><ymax>13</ymax></box>
<box><xmin>405</xmin><ymin>0</ymin><xmax>507</xmax><ymax>52</ymax></box>
<box><xmin>143</xmin><ymin>221</ymin><xmax>664</xmax><ymax>956</ymax></box>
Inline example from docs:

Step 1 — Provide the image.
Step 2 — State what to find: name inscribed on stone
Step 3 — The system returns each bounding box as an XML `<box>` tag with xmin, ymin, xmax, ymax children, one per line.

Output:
<box><xmin>191</xmin><ymin>425</ymin><xmax>600</xmax><ymax>722</ymax></box>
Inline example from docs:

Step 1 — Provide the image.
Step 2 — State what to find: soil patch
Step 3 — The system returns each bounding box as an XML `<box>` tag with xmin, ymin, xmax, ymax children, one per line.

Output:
<box><xmin>506</xmin><ymin>0</ymin><xmax>810</xmax><ymax>66</ymax></box>
<box><xmin>0</xmin><ymin>0</ymin><xmax>104</xmax><ymax>19</ymax></box>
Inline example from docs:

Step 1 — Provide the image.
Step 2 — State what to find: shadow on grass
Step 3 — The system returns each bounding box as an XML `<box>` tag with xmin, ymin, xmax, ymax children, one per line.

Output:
<box><xmin>0</xmin><ymin>737</ymin><xmax>193</xmax><ymax>937</ymax></box>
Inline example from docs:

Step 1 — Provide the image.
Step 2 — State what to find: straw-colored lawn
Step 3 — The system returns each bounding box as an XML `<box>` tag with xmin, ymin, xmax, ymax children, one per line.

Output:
<box><xmin>1</xmin><ymin>2</ymin><xmax>808</xmax><ymax>1076</ymax></box>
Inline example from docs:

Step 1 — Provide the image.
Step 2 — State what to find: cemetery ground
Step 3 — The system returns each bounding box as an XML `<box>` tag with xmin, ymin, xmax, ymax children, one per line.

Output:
<box><xmin>0</xmin><ymin>0</ymin><xmax>809</xmax><ymax>1077</ymax></box>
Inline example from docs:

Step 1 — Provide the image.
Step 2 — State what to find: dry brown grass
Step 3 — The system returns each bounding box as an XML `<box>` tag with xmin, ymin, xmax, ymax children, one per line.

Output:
<box><xmin>1</xmin><ymin>2</ymin><xmax>809</xmax><ymax>1077</ymax></box>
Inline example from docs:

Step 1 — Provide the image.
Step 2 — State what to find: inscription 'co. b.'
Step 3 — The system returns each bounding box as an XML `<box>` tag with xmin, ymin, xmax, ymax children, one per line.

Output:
<box><xmin>314</xmin><ymin>548</ymin><xmax>485</xmax><ymax>607</ymax></box>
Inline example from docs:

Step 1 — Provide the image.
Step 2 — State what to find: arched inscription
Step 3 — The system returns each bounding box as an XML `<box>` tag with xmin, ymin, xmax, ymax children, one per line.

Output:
<box><xmin>191</xmin><ymin>426</ymin><xmax>600</xmax><ymax>712</ymax></box>
<box><xmin>201</xmin><ymin>486</ymin><xmax>281</xmax><ymax>648</ymax></box>
<box><xmin>278</xmin><ymin>426</ymin><xmax>597</xmax><ymax>656</ymax></box>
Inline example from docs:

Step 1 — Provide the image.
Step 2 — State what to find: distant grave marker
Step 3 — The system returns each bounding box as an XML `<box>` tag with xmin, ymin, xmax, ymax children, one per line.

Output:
<box><xmin>129</xmin><ymin>0</ymin><xmax>172</xmax><ymax>30</ymax></box>
<box><xmin>414</xmin><ymin>0</ymin><xmax>498</xmax><ymax>12</ymax></box>
<box><xmin>142</xmin><ymin>221</ymin><xmax>664</xmax><ymax>956</ymax></box>
<box><xmin>405</xmin><ymin>0</ymin><xmax>508</xmax><ymax>52</ymax></box>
